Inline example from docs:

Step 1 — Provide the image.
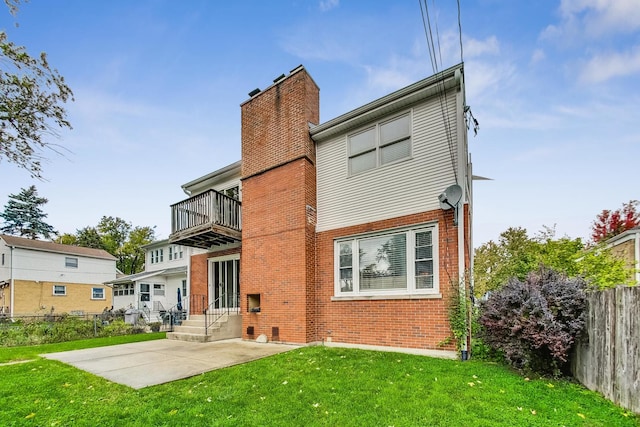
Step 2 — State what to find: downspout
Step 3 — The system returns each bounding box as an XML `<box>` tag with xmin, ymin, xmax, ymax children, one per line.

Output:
<box><xmin>9</xmin><ymin>245</ymin><xmax>14</xmax><ymax>318</ymax></box>
<box><xmin>455</xmin><ymin>67</ymin><xmax>469</xmax><ymax>360</ymax></box>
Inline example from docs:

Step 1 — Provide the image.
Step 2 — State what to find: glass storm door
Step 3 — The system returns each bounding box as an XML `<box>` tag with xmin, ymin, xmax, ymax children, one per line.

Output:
<box><xmin>209</xmin><ymin>258</ymin><xmax>240</xmax><ymax>309</ymax></box>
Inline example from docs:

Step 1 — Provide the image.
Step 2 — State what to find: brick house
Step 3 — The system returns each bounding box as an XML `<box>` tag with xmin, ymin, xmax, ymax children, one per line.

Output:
<box><xmin>0</xmin><ymin>234</ymin><xmax>116</xmax><ymax>316</ymax></box>
<box><xmin>169</xmin><ymin>64</ymin><xmax>473</xmax><ymax>357</ymax></box>
<box><xmin>606</xmin><ymin>226</ymin><xmax>640</xmax><ymax>284</ymax></box>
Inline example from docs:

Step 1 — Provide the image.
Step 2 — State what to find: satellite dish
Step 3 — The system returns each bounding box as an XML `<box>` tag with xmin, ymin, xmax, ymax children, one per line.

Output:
<box><xmin>438</xmin><ymin>184</ymin><xmax>462</xmax><ymax>226</ymax></box>
<box><xmin>438</xmin><ymin>184</ymin><xmax>462</xmax><ymax>211</ymax></box>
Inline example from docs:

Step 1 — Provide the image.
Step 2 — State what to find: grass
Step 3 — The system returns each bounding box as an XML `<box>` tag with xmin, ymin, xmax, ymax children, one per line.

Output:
<box><xmin>0</xmin><ymin>340</ymin><xmax>637</xmax><ymax>426</ymax></box>
<box><xmin>0</xmin><ymin>332</ymin><xmax>166</xmax><ymax>363</ymax></box>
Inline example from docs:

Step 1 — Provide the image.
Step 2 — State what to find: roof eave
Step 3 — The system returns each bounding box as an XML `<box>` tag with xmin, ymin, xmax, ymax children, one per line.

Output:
<box><xmin>310</xmin><ymin>63</ymin><xmax>463</xmax><ymax>142</ymax></box>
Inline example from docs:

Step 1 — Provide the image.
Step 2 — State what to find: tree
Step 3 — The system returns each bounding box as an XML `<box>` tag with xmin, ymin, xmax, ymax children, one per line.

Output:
<box><xmin>0</xmin><ymin>185</ymin><xmax>56</xmax><ymax>239</ymax></box>
<box><xmin>55</xmin><ymin>232</ymin><xmax>77</xmax><ymax>245</ymax></box>
<box><xmin>0</xmin><ymin>1</ymin><xmax>74</xmax><ymax>178</ymax></box>
<box><xmin>95</xmin><ymin>216</ymin><xmax>154</xmax><ymax>274</ymax></box>
<box><xmin>75</xmin><ymin>226</ymin><xmax>105</xmax><ymax>249</ymax></box>
<box><xmin>474</xmin><ymin>226</ymin><xmax>632</xmax><ymax>297</ymax></box>
<box><xmin>591</xmin><ymin>200</ymin><xmax>639</xmax><ymax>243</ymax></box>
<box><xmin>473</xmin><ymin>227</ymin><xmax>539</xmax><ymax>297</ymax></box>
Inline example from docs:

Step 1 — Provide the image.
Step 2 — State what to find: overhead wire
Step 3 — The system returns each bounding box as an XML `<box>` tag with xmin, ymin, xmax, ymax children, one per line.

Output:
<box><xmin>418</xmin><ymin>0</ymin><xmax>458</xmax><ymax>184</ymax></box>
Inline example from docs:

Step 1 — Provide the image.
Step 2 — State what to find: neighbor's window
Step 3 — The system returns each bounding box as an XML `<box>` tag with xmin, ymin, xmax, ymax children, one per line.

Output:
<box><xmin>114</xmin><ymin>283</ymin><xmax>134</xmax><ymax>296</ymax></box>
<box><xmin>140</xmin><ymin>283</ymin><xmax>150</xmax><ymax>301</ymax></box>
<box><xmin>182</xmin><ymin>279</ymin><xmax>187</xmax><ymax>297</ymax></box>
<box><xmin>65</xmin><ymin>257</ymin><xmax>78</xmax><ymax>268</ymax></box>
<box><xmin>53</xmin><ymin>285</ymin><xmax>66</xmax><ymax>296</ymax></box>
<box><xmin>169</xmin><ymin>245</ymin><xmax>183</xmax><ymax>261</ymax></box>
<box><xmin>153</xmin><ymin>284</ymin><xmax>165</xmax><ymax>296</ymax></box>
<box><xmin>335</xmin><ymin>225</ymin><xmax>438</xmax><ymax>296</ymax></box>
<box><xmin>92</xmin><ymin>287</ymin><xmax>105</xmax><ymax>300</ymax></box>
<box><xmin>348</xmin><ymin>113</ymin><xmax>411</xmax><ymax>175</ymax></box>
<box><xmin>150</xmin><ymin>249</ymin><xmax>164</xmax><ymax>264</ymax></box>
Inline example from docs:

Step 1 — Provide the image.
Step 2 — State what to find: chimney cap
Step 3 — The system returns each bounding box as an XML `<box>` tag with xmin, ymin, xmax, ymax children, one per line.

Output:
<box><xmin>273</xmin><ymin>74</ymin><xmax>286</xmax><ymax>83</ymax></box>
<box><xmin>248</xmin><ymin>88</ymin><xmax>261</xmax><ymax>97</ymax></box>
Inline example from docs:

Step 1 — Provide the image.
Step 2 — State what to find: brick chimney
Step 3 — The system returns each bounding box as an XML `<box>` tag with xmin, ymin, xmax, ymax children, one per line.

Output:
<box><xmin>240</xmin><ymin>66</ymin><xmax>319</xmax><ymax>343</ymax></box>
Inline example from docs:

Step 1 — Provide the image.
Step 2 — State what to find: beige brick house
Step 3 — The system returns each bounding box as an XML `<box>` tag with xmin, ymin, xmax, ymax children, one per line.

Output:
<box><xmin>0</xmin><ymin>235</ymin><xmax>116</xmax><ymax>316</ymax></box>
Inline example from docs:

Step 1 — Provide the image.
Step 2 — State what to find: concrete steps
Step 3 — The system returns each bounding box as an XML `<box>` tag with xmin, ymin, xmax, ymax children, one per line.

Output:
<box><xmin>167</xmin><ymin>313</ymin><xmax>242</xmax><ymax>343</ymax></box>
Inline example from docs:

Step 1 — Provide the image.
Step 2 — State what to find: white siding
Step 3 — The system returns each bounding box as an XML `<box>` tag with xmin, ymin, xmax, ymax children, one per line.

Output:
<box><xmin>9</xmin><ymin>248</ymin><xmax>115</xmax><ymax>284</ymax></box>
<box><xmin>316</xmin><ymin>90</ymin><xmax>459</xmax><ymax>232</ymax></box>
<box><xmin>189</xmin><ymin>177</ymin><xmax>242</xmax><ymax>201</ymax></box>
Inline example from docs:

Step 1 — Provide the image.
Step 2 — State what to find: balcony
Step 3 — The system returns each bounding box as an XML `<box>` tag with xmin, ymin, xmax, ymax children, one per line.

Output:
<box><xmin>169</xmin><ymin>189</ymin><xmax>242</xmax><ymax>249</ymax></box>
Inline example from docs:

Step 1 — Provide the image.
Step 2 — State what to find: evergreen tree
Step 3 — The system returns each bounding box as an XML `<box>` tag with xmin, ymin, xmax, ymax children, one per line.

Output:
<box><xmin>0</xmin><ymin>185</ymin><xmax>56</xmax><ymax>239</ymax></box>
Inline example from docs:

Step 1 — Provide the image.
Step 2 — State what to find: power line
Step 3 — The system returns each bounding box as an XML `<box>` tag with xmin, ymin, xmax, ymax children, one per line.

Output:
<box><xmin>418</xmin><ymin>0</ymin><xmax>459</xmax><ymax>184</ymax></box>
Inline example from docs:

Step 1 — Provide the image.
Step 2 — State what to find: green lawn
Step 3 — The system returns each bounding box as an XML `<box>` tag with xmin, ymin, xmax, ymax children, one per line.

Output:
<box><xmin>0</xmin><ymin>338</ymin><xmax>636</xmax><ymax>426</ymax></box>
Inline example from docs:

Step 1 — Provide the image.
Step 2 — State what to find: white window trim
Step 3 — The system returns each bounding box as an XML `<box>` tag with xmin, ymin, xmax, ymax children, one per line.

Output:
<box><xmin>65</xmin><ymin>257</ymin><xmax>78</xmax><ymax>268</ymax></box>
<box><xmin>153</xmin><ymin>283</ymin><xmax>165</xmax><ymax>296</ymax></box>
<box><xmin>333</xmin><ymin>223</ymin><xmax>440</xmax><ymax>300</ymax></box>
<box><xmin>53</xmin><ymin>285</ymin><xmax>66</xmax><ymax>296</ymax></box>
<box><xmin>347</xmin><ymin>111</ymin><xmax>413</xmax><ymax>176</ymax></box>
<box><xmin>91</xmin><ymin>287</ymin><xmax>105</xmax><ymax>300</ymax></box>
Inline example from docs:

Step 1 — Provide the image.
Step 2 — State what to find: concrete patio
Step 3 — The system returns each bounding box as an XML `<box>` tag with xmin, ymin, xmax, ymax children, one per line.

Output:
<box><xmin>43</xmin><ymin>338</ymin><xmax>298</xmax><ymax>389</ymax></box>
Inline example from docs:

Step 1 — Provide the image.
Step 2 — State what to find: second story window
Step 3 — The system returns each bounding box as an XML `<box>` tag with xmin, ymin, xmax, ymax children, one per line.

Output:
<box><xmin>151</xmin><ymin>249</ymin><xmax>164</xmax><ymax>264</ymax></box>
<box><xmin>224</xmin><ymin>186</ymin><xmax>240</xmax><ymax>200</ymax></box>
<box><xmin>169</xmin><ymin>245</ymin><xmax>183</xmax><ymax>261</ymax></box>
<box><xmin>348</xmin><ymin>113</ymin><xmax>411</xmax><ymax>175</ymax></box>
<box><xmin>65</xmin><ymin>257</ymin><xmax>78</xmax><ymax>268</ymax></box>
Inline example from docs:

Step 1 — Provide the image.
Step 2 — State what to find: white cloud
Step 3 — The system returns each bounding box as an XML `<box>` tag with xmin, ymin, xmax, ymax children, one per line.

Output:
<box><xmin>543</xmin><ymin>0</ymin><xmax>640</xmax><ymax>41</ymax></box>
<box><xmin>579</xmin><ymin>45</ymin><xmax>640</xmax><ymax>83</ymax></box>
<box><xmin>531</xmin><ymin>49</ymin><xmax>545</xmax><ymax>64</ymax></box>
<box><xmin>464</xmin><ymin>35</ymin><xmax>500</xmax><ymax>58</ymax></box>
<box><xmin>319</xmin><ymin>0</ymin><xmax>339</xmax><ymax>12</ymax></box>
<box><xmin>559</xmin><ymin>0</ymin><xmax>640</xmax><ymax>36</ymax></box>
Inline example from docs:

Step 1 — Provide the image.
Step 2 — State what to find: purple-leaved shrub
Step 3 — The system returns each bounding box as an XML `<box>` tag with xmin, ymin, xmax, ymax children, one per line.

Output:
<box><xmin>479</xmin><ymin>268</ymin><xmax>586</xmax><ymax>375</ymax></box>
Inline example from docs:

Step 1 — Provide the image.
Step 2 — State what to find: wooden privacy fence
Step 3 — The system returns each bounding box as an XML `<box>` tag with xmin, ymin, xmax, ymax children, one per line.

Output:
<box><xmin>572</xmin><ymin>286</ymin><xmax>639</xmax><ymax>413</ymax></box>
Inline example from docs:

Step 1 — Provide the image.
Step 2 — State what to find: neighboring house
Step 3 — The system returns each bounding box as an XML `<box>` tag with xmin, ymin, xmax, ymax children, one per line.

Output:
<box><xmin>168</xmin><ymin>64</ymin><xmax>473</xmax><ymax>357</ymax></box>
<box><xmin>0</xmin><ymin>234</ymin><xmax>116</xmax><ymax>316</ymax></box>
<box><xmin>107</xmin><ymin>240</ymin><xmax>205</xmax><ymax>321</ymax></box>
<box><xmin>606</xmin><ymin>227</ymin><xmax>640</xmax><ymax>284</ymax></box>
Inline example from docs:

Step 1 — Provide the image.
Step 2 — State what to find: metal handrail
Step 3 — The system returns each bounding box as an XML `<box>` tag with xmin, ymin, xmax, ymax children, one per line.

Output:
<box><xmin>190</xmin><ymin>294</ymin><xmax>207</xmax><ymax>315</ymax></box>
<box><xmin>140</xmin><ymin>305</ymin><xmax>150</xmax><ymax>322</ymax></box>
<box><xmin>204</xmin><ymin>293</ymin><xmax>240</xmax><ymax>336</ymax></box>
<box><xmin>163</xmin><ymin>302</ymin><xmax>187</xmax><ymax>332</ymax></box>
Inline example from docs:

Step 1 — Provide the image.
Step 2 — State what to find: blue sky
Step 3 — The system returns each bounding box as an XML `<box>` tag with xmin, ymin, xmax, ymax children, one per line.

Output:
<box><xmin>0</xmin><ymin>0</ymin><xmax>637</xmax><ymax>246</ymax></box>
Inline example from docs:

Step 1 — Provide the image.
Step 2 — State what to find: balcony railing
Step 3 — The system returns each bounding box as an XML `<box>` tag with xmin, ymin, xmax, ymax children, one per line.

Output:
<box><xmin>169</xmin><ymin>189</ymin><xmax>242</xmax><ymax>248</ymax></box>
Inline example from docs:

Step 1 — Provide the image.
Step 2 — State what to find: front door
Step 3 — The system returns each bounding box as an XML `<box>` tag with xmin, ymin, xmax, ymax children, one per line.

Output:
<box><xmin>208</xmin><ymin>256</ymin><xmax>240</xmax><ymax>310</ymax></box>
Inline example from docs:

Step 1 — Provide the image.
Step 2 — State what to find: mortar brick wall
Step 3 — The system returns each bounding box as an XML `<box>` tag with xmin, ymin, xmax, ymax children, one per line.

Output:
<box><xmin>241</xmin><ymin>67</ymin><xmax>319</xmax><ymax>343</ymax></box>
<box><xmin>315</xmin><ymin>207</ymin><xmax>470</xmax><ymax>351</ymax></box>
<box><xmin>12</xmin><ymin>279</ymin><xmax>111</xmax><ymax>316</ymax></box>
<box><xmin>189</xmin><ymin>247</ymin><xmax>240</xmax><ymax>314</ymax></box>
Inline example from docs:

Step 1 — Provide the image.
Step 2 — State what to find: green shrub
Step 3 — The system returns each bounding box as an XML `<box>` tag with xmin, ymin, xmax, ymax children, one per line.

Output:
<box><xmin>100</xmin><ymin>319</ymin><xmax>134</xmax><ymax>337</ymax></box>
